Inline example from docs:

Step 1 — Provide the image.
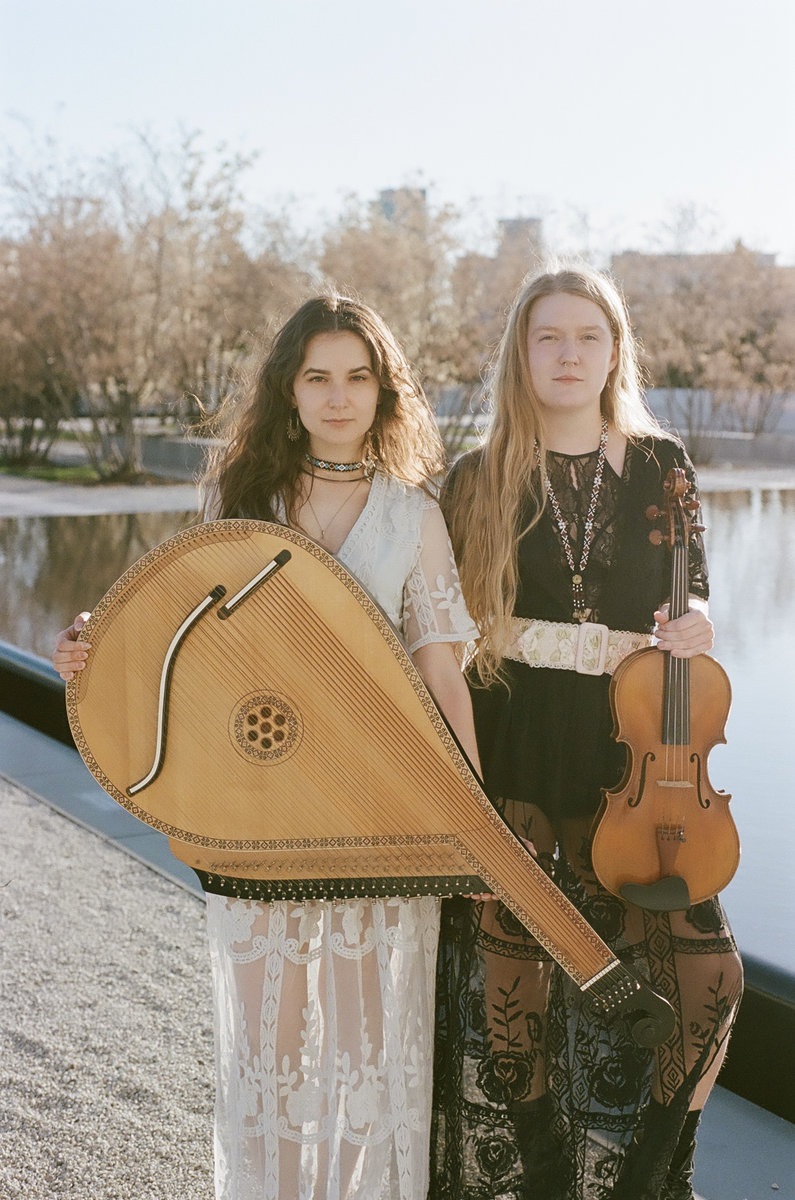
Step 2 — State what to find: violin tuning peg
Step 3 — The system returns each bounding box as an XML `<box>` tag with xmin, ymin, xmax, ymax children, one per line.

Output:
<box><xmin>645</xmin><ymin>504</ymin><xmax>662</xmax><ymax>521</ymax></box>
<box><xmin>691</xmin><ymin>523</ymin><xmax>706</xmax><ymax>533</ymax></box>
<box><xmin>685</xmin><ymin>499</ymin><xmax>700</xmax><ymax>512</ymax></box>
<box><xmin>648</xmin><ymin>529</ymin><xmax>664</xmax><ymax>546</ymax></box>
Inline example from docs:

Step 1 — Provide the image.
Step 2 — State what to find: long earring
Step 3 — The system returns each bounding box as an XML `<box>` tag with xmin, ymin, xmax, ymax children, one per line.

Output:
<box><xmin>363</xmin><ymin>428</ymin><xmax>377</xmax><ymax>479</ymax></box>
<box><xmin>287</xmin><ymin>409</ymin><xmax>301</xmax><ymax>442</ymax></box>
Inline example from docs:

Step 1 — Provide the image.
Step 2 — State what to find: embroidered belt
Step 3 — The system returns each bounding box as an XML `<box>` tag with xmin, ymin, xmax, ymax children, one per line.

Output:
<box><xmin>505</xmin><ymin>618</ymin><xmax>654</xmax><ymax>677</ymax></box>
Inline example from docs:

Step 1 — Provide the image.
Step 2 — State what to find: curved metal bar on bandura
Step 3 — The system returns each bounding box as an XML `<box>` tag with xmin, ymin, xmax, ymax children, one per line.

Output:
<box><xmin>127</xmin><ymin>585</ymin><xmax>226</xmax><ymax>796</ymax></box>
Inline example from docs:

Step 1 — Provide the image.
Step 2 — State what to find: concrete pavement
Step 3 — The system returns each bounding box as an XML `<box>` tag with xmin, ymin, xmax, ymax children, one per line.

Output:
<box><xmin>0</xmin><ymin>473</ymin><xmax>200</xmax><ymax>518</ymax></box>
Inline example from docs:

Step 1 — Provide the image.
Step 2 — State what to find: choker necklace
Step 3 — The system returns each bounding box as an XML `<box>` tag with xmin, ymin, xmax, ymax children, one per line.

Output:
<box><xmin>305</xmin><ymin>452</ymin><xmax>365</xmax><ymax>474</ymax></box>
<box><xmin>535</xmin><ymin>418</ymin><xmax>608</xmax><ymax>623</ymax></box>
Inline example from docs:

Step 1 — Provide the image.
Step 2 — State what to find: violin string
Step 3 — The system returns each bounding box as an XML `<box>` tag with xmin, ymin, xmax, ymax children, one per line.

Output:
<box><xmin>678</xmin><ymin>547</ymin><xmax>684</xmax><ymax>780</ymax></box>
<box><xmin>676</xmin><ymin>541</ymin><xmax>689</xmax><ymax>830</ymax></box>
<box><xmin>657</xmin><ymin>480</ymin><xmax>699</xmax><ymax>863</ymax></box>
<box><xmin>681</xmin><ymin>553</ymin><xmax>688</xmax><ymax>787</ymax></box>
<box><xmin>674</xmin><ymin>544</ymin><xmax>682</xmax><ymax>790</ymax></box>
<box><xmin>664</xmin><ymin>539</ymin><xmax>690</xmax><ymax>842</ymax></box>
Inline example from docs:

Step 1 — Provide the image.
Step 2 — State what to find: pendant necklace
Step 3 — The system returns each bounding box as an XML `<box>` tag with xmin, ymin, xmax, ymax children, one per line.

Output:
<box><xmin>302</xmin><ymin>477</ymin><xmax>364</xmax><ymax>542</ymax></box>
<box><xmin>535</xmin><ymin>418</ymin><xmax>608</xmax><ymax>622</ymax></box>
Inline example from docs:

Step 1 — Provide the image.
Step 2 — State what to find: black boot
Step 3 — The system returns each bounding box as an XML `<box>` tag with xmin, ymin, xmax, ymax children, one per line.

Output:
<box><xmin>512</xmin><ymin>1094</ymin><xmax>571</xmax><ymax>1200</ymax></box>
<box><xmin>661</xmin><ymin>1110</ymin><xmax>701</xmax><ymax>1200</ymax></box>
<box><xmin>610</xmin><ymin>1098</ymin><xmax>690</xmax><ymax>1200</ymax></box>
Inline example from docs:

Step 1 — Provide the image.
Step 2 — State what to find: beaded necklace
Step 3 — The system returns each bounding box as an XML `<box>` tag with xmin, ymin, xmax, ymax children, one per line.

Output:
<box><xmin>304</xmin><ymin>452</ymin><xmax>365</xmax><ymax>474</ymax></box>
<box><xmin>535</xmin><ymin>418</ymin><xmax>608</xmax><ymax>622</ymax></box>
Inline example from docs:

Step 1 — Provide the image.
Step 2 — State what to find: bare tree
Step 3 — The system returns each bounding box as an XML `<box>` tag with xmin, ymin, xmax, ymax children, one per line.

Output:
<box><xmin>613</xmin><ymin>241</ymin><xmax>795</xmax><ymax>461</ymax></box>
<box><xmin>0</xmin><ymin>191</ymin><xmax>132</xmax><ymax>474</ymax></box>
<box><xmin>445</xmin><ymin>217</ymin><xmax>545</xmax><ymax>455</ymax></box>
<box><xmin>322</xmin><ymin>196</ymin><xmax>544</xmax><ymax>456</ymax></box>
<box><xmin>706</xmin><ymin>247</ymin><xmax>795</xmax><ymax>436</ymax></box>
<box><xmin>0</xmin><ymin>132</ymin><xmax>309</xmax><ymax>477</ymax></box>
<box><xmin>0</xmin><ymin>239</ymin><xmax>78</xmax><ymax>464</ymax></box>
<box><xmin>320</xmin><ymin>189</ymin><xmax>462</xmax><ymax>391</ymax></box>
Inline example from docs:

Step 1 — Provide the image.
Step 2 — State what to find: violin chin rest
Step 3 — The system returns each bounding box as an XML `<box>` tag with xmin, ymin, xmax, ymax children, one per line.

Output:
<box><xmin>620</xmin><ymin>875</ymin><xmax>692</xmax><ymax>912</ymax></box>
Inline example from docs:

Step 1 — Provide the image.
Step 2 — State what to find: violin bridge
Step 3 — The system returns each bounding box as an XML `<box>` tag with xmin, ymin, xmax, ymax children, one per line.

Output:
<box><xmin>656</xmin><ymin>823</ymin><xmax>686</xmax><ymax>843</ymax></box>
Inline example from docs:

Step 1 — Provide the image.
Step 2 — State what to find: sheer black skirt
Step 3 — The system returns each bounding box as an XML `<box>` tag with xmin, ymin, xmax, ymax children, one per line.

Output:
<box><xmin>429</xmin><ymin>803</ymin><xmax>742</xmax><ymax>1200</ymax></box>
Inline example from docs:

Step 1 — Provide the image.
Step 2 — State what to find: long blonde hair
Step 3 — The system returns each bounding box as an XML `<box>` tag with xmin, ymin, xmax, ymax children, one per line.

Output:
<box><xmin>444</xmin><ymin>263</ymin><xmax>669</xmax><ymax>685</ymax></box>
<box><xmin>201</xmin><ymin>294</ymin><xmax>445</xmax><ymax>520</ymax></box>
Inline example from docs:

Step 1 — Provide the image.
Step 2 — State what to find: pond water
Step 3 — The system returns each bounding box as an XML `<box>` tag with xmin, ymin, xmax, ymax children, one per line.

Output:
<box><xmin>698</xmin><ymin>487</ymin><xmax>795</xmax><ymax>973</ymax></box>
<box><xmin>1</xmin><ymin>490</ymin><xmax>793</xmax><ymax>972</ymax></box>
<box><xmin>0</xmin><ymin>509</ymin><xmax>196</xmax><ymax>659</ymax></box>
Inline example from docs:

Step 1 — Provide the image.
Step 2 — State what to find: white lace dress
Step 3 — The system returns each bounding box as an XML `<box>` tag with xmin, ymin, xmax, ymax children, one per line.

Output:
<box><xmin>206</xmin><ymin>473</ymin><xmax>477</xmax><ymax>1200</ymax></box>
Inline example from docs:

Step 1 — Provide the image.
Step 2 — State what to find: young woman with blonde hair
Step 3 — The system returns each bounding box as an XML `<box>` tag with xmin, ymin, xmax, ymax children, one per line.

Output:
<box><xmin>54</xmin><ymin>294</ymin><xmax>481</xmax><ymax>1200</ymax></box>
<box><xmin>431</xmin><ymin>265</ymin><xmax>742</xmax><ymax>1200</ymax></box>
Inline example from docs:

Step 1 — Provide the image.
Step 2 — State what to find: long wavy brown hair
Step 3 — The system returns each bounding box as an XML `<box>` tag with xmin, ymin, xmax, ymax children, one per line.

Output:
<box><xmin>201</xmin><ymin>294</ymin><xmax>445</xmax><ymax>521</ymax></box>
<box><xmin>443</xmin><ymin>263</ymin><xmax>670</xmax><ymax>685</ymax></box>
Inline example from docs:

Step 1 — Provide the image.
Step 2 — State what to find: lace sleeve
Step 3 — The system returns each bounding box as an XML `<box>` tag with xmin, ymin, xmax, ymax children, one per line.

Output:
<box><xmin>401</xmin><ymin>501</ymin><xmax>479</xmax><ymax>654</ymax></box>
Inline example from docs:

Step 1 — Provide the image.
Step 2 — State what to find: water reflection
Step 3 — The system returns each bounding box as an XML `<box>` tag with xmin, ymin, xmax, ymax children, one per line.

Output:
<box><xmin>704</xmin><ymin>488</ymin><xmax>795</xmax><ymax>658</ymax></box>
<box><xmin>1</xmin><ymin>492</ymin><xmax>793</xmax><ymax>970</ymax></box>
<box><xmin>699</xmin><ymin>488</ymin><xmax>795</xmax><ymax>969</ymax></box>
<box><xmin>1</xmin><ymin>511</ymin><xmax>195</xmax><ymax>658</ymax></box>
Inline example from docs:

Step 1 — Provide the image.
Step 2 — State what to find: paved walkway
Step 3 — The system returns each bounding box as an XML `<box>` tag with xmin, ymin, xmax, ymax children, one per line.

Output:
<box><xmin>0</xmin><ymin>770</ymin><xmax>214</xmax><ymax>1199</ymax></box>
<box><xmin>0</xmin><ymin>474</ymin><xmax>199</xmax><ymax>517</ymax></box>
<box><xmin>693</xmin><ymin>464</ymin><xmax>795</xmax><ymax>491</ymax></box>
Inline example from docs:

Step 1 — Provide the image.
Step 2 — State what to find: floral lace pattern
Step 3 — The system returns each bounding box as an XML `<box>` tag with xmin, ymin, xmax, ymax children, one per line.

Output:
<box><xmin>208</xmin><ymin>475</ymin><xmax>476</xmax><ymax>1199</ymax></box>
<box><xmin>209</xmin><ymin>895</ymin><xmax>440</xmax><ymax>1200</ymax></box>
<box><xmin>431</xmin><ymin>819</ymin><xmax>743</xmax><ymax>1200</ymax></box>
<box><xmin>510</xmin><ymin>618</ymin><xmax>653</xmax><ymax>675</ymax></box>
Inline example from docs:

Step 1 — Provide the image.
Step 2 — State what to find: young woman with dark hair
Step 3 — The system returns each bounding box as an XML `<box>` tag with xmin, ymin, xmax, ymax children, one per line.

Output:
<box><xmin>55</xmin><ymin>294</ymin><xmax>481</xmax><ymax>1200</ymax></box>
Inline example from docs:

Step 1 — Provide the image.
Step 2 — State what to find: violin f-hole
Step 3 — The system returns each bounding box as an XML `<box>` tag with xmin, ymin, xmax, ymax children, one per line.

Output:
<box><xmin>627</xmin><ymin>751</ymin><xmax>655</xmax><ymax>808</ymax></box>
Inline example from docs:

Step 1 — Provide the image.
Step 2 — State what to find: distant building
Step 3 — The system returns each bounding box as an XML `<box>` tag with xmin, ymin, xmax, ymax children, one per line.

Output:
<box><xmin>496</xmin><ymin>217</ymin><xmax>543</xmax><ymax>261</ymax></box>
<box><xmin>450</xmin><ymin>215</ymin><xmax>544</xmax><ymax>344</ymax></box>
<box><xmin>611</xmin><ymin>242</ymin><xmax>778</xmax><ymax>294</ymax></box>
<box><xmin>377</xmin><ymin>188</ymin><xmax>428</xmax><ymax>222</ymax></box>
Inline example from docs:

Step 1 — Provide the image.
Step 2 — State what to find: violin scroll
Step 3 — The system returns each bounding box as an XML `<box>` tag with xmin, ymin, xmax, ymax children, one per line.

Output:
<box><xmin>646</xmin><ymin>469</ymin><xmax>706</xmax><ymax>544</ymax></box>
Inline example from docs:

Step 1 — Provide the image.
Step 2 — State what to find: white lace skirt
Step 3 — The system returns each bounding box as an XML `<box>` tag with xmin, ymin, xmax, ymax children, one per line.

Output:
<box><xmin>206</xmin><ymin>893</ymin><xmax>441</xmax><ymax>1200</ymax></box>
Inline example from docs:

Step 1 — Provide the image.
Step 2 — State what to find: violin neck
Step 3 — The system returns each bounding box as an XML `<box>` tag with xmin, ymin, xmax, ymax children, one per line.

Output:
<box><xmin>662</xmin><ymin>541</ymin><xmax>690</xmax><ymax>745</ymax></box>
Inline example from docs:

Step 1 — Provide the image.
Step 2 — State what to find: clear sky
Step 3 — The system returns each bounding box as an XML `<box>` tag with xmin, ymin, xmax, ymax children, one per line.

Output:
<box><xmin>2</xmin><ymin>0</ymin><xmax>793</xmax><ymax>263</ymax></box>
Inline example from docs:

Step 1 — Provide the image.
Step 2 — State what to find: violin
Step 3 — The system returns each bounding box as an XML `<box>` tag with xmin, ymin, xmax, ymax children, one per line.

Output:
<box><xmin>590</xmin><ymin>468</ymin><xmax>740</xmax><ymax>911</ymax></box>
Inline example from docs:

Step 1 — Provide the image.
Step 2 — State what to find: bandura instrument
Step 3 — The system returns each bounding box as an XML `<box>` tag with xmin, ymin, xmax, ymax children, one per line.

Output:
<box><xmin>66</xmin><ymin>519</ymin><xmax>675</xmax><ymax>1046</ymax></box>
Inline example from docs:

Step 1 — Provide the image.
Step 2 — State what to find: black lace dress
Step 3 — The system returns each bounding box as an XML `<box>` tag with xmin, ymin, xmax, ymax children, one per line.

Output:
<box><xmin>431</xmin><ymin>438</ymin><xmax>743</xmax><ymax>1200</ymax></box>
